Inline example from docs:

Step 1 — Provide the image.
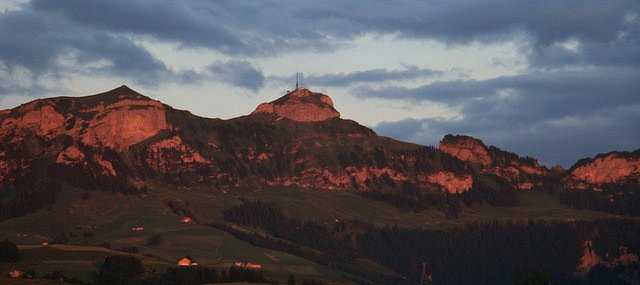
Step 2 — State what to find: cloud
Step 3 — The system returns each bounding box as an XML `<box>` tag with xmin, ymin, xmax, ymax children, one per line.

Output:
<box><xmin>30</xmin><ymin>0</ymin><xmax>243</xmax><ymax>53</ymax></box>
<box><xmin>0</xmin><ymin>8</ymin><xmax>171</xmax><ymax>85</ymax></box>
<box><xmin>10</xmin><ymin>0</ymin><xmax>639</xmax><ymax>64</ymax></box>
<box><xmin>371</xmin><ymin>67</ymin><xmax>640</xmax><ymax>167</ymax></box>
<box><xmin>269</xmin><ymin>65</ymin><xmax>443</xmax><ymax>88</ymax></box>
<box><xmin>359</xmin><ymin>68</ymin><xmax>639</xmax><ymax>110</ymax></box>
<box><xmin>208</xmin><ymin>61</ymin><xmax>265</xmax><ymax>91</ymax></box>
<box><xmin>303</xmin><ymin>66</ymin><xmax>443</xmax><ymax>87</ymax></box>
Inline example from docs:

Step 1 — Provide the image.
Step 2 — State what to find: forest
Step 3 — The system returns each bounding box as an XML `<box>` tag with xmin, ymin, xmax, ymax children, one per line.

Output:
<box><xmin>220</xmin><ymin>199</ymin><xmax>640</xmax><ymax>284</ymax></box>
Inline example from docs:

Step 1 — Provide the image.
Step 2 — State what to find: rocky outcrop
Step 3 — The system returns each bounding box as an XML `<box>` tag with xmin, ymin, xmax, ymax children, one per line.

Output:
<box><xmin>145</xmin><ymin>136</ymin><xmax>209</xmax><ymax>173</ymax></box>
<box><xmin>252</xmin><ymin>88</ymin><xmax>340</xmax><ymax>122</ymax></box>
<box><xmin>55</xmin><ymin>146</ymin><xmax>116</xmax><ymax>176</ymax></box>
<box><xmin>56</xmin><ymin>146</ymin><xmax>86</xmax><ymax>164</ymax></box>
<box><xmin>575</xmin><ymin>240</ymin><xmax>639</xmax><ymax>276</ymax></box>
<box><xmin>79</xmin><ymin>99</ymin><xmax>167</xmax><ymax>149</ymax></box>
<box><xmin>0</xmin><ymin>102</ymin><xmax>66</xmax><ymax>138</ymax></box>
<box><xmin>423</xmin><ymin>171</ymin><xmax>473</xmax><ymax>194</ymax></box>
<box><xmin>569</xmin><ymin>151</ymin><xmax>639</xmax><ymax>185</ymax></box>
<box><xmin>0</xmin><ymin>85</ymin><xmax>167</xmax><ymax>150</ymax></box>
<box><xmin>576</xmin><ymin>240</ymin><xmax>601</xmax><ymax>275</ymax></box>
<box><xmin>440</xmin><ymin>135</ymin><xmax>492</xmax><ymax>167</ymax></box>
<box><xmin>439</xmin><ymin>134</ymin><xmax>549</xmax><ymax>189</ymax></box>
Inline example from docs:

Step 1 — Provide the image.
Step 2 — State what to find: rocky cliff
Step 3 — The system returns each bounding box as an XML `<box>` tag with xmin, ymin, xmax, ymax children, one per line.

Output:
<box><xmin>439</xmin><ymin>135</ymin><xmax>550</xmax><ymax>190</ymax></box>
<box><xmin>0</xmin><ymin>85</ymin><xmax>638</xmax><ymax>220</ymax></box>
<box><xmin>251</xmin><ymin>88</ymin><xmax>340</xmax><ymax>122</ymax></box>
<box><xmin>566</xmin><ymin>150</ymin><xmax>640</xmax><ymax>190</ymax></box>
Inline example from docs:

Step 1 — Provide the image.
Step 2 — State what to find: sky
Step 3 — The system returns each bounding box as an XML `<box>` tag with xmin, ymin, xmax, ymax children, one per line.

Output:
<box><xmin>0</xmin><ymin>0</ymin><xmax>638</xmax><ymax>167</ymax></box>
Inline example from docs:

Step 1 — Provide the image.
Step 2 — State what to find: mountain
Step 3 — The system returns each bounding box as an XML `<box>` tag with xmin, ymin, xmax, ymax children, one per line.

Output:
<box><xmin>0</xmin><ymin>86</ymin><xmax>639</xmax><ymax>284</ymax></box>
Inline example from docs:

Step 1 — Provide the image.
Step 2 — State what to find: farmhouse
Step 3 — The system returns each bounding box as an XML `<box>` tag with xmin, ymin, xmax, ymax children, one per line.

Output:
<box><xmin>177</xmin><ymin>256</ymin><xmax>198</xmax><ymax>266</ymax></box>
<box><xmin>8</xmin><ymin>270</ymin><xmax>26</xmax><ymax>278</ymax></box>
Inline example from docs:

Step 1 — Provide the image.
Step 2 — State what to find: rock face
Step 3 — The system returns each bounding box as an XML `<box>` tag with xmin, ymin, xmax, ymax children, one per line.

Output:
<box><xmin>440</xmin><ymin>135</ymin><xmax>492</xmax><ymax>167</ymax></box>
<box><xmin>439</xmin><ymin>134</ymin><xmax>549</xmax><ymax>189</ymax></box>
<box><xmin>145</xmin><ymin>135</ymin><xmax>209</xmax><ymax>173</ymax></box>
<box><xmin>80</xmin><ymin>98</ymin><xmax>167</xmax><ymax>150</ymax></box>
<box><xmin>56</xmin><ymin>146</ymin><xmax>86</xmax><ymax>164</ymax></box>
<box><xmin>251</xmin><ymin>88</ymin><xmax>340</xmax><ymax>122</ymax></box>
<box><xmin>569</xmin><ymin>151</ymin><xmax>639</xmax><ymax>185</ymax></box>
<box><xmin>0</xmin><ymin>85</ymin><xmax>168</xmax><ymax>150</ymax></box>
<box><xmin>0</xmin><ymin>101</ymin><xmax>66</xmax><ymax>138</ymax></box>
<box><xmin>425</xmin><ymin>171</ymin><xmax>473</xmax><ymax>194</ymax></box>
<box><xmin>575</xmin><ymin>240</ymin><xmax>639</xmax><ymax>276</ymax></box>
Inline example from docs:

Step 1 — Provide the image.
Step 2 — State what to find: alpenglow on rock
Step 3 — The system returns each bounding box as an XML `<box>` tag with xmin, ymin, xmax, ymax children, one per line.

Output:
<box><xmin>251</xmin><ymin>88</ymin><xmax>340</xmax><ymax>122</ymax></box>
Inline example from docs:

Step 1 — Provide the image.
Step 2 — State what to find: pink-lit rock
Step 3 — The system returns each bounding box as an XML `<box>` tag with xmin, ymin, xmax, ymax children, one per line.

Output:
<box><xmin>81</xmin><ymin>100</ymin><xmax>167</xmax><ymax>149</ymax></box>
<box><xmin>56</xmin><ymin>146</ymin><xmax>86</xmax><ymax>164</ymax></box>
<box><xmin>252</xmin><ymin>88</ymin><xmax>340</xmax><ymax>122</ymax></box>
<box><xmin>439</xmin><ymin>135</ymin><xmax>492</xmax><ymax>167</ymax></box>
<box><xmin>148</xmin><ymin>136</ymin><xmax>207</xmax><ymax>163</ymax></box>
<box><xmin>1</xmin><ymin>103</ymin><xmax>65</xmax><ymax>137</ymax></box>
<box><xmin>571</xmin><ymin>153</ymin><xmax>639</xmax><ymax>185</ymax></box>
<box><xmin>145</xmin><ymin>135</ymin><xmax>209</xmax><ymax>173</ymax></box>
<box><xmin>424</xmin><ymin>171</ymin><xmax>473</xmax><ymax>194</ymax></box>
<box><xmin>576</xmin><ymin>240</ymin><xmax>600</xmax><ymax>275</ymax></box>
<box><xmin>94</xmin><ymin>155</ymin><xmax>117</xmax><ymax>176</ymax></box>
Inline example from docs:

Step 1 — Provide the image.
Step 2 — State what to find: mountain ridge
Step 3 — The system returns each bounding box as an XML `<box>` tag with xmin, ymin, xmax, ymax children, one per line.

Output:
<box><xmin>0</xmin><ymin>85</ymin><xmax>638</xmax><ymax>219</ymax></box>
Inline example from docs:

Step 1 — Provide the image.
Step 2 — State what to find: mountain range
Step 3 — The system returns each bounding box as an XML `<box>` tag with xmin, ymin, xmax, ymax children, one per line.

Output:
<box><xmin>0</xmin><ymin>85</ymin><xmax>638</xmax><ymax>284</ymax></box>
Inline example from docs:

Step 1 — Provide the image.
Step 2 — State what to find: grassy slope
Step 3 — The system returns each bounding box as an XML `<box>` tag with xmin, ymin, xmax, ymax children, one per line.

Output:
<box><xmin>225</xmin><ymin>185</ymin><xmax>613</xmax><ymax>228</ymax></box>
<box><xmin>0</xmin><ymin>245</ymin><xmax>164</xmax><ymax>283</ymax></box>
<box><xmin>0</xmin><ymin>183</ymin><xmax>616</xmax><ymax>283</ymax></box>
<box><xmin>0</xmin><ymin>185</ymin><xmax>354</xmax><ymax>283</ymax></box>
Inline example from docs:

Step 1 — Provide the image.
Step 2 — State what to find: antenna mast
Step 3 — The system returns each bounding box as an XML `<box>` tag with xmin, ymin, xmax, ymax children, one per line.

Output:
<box><xmin>295</xmin><ymin>62</ymin><xmax>300</xmax><ymax>90</ymax></box>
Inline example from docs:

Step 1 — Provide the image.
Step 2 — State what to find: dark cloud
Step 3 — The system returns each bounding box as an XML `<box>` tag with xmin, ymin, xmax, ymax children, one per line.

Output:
<box><xmin>7</xmin><ymin>0</ymin><xmax>638</xmax><ymax>65</ymax></box>
<box><xmin>269</xmin><ymin>66</ymin><xmax>443</xmax><ymax>88</ymax></box>
<box><xmin>371</xmin><ymin>67</ymin><xmax>640</xmax><ymax>167</ymax></box>
<box><xmin>30</xmin><ymin>0</ymin><xmax>242</xmax><ymax>53</ymax></box>
<box><xmin>303</xmin><ymin>66</ymin><xmax>442</xmax><ymax>87</ymax></box>
<box><xmin>295</xmin><ymin>0</ymin><xmax>639</xmax><ymax>67</ymax></box>
<box><xmin>359</xmin><ymin>68</ymin><xmax>639</xmax><ymax>111</ymax></box>
<box><xmin>1</xmin><ymin>0</ymin><xmax>638</xmax><ymax>87</ymax></box>
<box><xmin>209</xmin><ymin>61</ymin><xmax>265</xmax><ymax>91</ymax></box>
<box><xmin>0</xmin><ymin>8</ymin><xmax>171</xmax><ymax>85</ymax></box>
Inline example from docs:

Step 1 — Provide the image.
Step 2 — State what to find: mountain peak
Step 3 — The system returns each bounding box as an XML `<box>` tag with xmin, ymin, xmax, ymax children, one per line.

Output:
<box><xmin>77</xmin><ymin>84</ymin><xmax>153</xmax><ymax>106</ymax></box>
<box><xmin>251</xmin><ymin>88</ymin><xmax>340</xmax><ymax>122</ymax></box>
<box><xmin>440</xmin><ymin>134</ymin><xmax>492</xmax><ymax>167</ymax></box>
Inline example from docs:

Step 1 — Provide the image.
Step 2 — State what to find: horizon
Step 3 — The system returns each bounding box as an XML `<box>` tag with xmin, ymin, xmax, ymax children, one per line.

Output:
<box><xmin>0</xmin><ymin>0</ymin><xmax>638</xmax><ymax>167</ymax></box>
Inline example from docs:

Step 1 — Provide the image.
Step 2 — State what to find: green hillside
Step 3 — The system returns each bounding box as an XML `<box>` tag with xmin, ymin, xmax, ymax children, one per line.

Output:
<box><xmin>0</xmin><ymin>181</ymin><xmax>620</xmax><ymax>284</ymax></box>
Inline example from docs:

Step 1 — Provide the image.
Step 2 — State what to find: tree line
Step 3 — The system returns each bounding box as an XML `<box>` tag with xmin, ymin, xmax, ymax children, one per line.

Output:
<box><xmin>220</xmin><ymin>199</ymin><xmax>640</xmax><ymax>284</ymax></box>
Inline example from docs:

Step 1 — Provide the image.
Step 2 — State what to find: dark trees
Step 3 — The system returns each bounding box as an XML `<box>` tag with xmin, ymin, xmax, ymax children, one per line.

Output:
<box><xmin>0</xmin><ymin>240</ymin><xmax>19</xmax><ymax>262</ymax></box>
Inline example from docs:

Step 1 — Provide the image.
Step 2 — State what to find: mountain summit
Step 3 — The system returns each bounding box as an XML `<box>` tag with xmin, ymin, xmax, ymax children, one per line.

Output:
<box><xmin>251</xmin><ymin>88</ymin><xmax>340</xmax><ymax>122</ymax></box>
